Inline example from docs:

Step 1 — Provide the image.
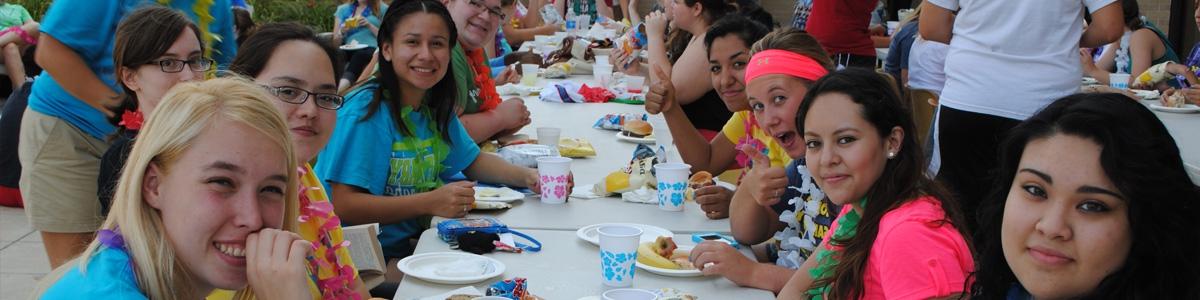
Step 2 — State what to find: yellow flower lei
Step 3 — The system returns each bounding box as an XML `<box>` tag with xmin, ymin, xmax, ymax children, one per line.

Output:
<box><xmin>157</xmin><ymin>0</ymin><xmax>220</xmax><ymax>78</ymax></box>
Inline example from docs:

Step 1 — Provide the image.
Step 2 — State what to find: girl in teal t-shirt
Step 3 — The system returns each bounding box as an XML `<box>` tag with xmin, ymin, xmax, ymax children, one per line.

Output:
<box><xmin>316</xmin><ymin>0</ymin><xmax>561</xmax><ymax>260</ymax></box>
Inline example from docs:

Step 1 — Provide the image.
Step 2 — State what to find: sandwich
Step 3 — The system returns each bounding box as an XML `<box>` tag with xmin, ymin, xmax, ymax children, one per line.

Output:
<box><xmin>1165</xmin><ymin>91</ymin><xmax>1188</xmax><ymax>108</ymax></box>
<box><xmin>621</xmin><ymin>120</ymin><xmax>653</xmax><ymax>138</ymax></box>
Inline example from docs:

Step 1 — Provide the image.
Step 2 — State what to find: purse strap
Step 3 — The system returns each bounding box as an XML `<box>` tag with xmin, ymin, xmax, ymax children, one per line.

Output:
<box><xmin>506</xmin><ymin>229</ymin><xmax>543</xmax><ymax>252</ymax></box>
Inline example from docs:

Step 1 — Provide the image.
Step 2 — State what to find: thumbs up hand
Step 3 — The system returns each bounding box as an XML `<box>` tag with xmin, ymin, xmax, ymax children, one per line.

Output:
<box><xmin>740</xmin><ymin>144</ymin><xmax>789</xmax><ymax>207</ymax></box>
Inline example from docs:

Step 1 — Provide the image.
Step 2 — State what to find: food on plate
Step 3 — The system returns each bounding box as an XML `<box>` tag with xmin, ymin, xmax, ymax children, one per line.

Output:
<box><xmin>445</xmin><ymin>295</ymin><xmax>476</xmax><ymax>300</ymax></box>
<box><xmin>621</xmin><ymin>120</ymin><xmax>653</xmax><ymax>138</ymax></box>
<box><xmin>498</xmin><ymin>134</ymin><xmax>536</xmax><ymax>147</ymax></box>
<box><xmin>1164</xmin><ymin>91</ymin><xmax>1188</xmax><ymax>108</ymax></box>
<box><xmin>472</xmin><ymin>201</ymin><xmax>512</xmax><ymax>210</ymax></box>
<box><xmin>636</xmin><ymin>237</ymin><xmax>695</xmax><ymax>270</ymax></box>
<box><xmin>476</xmin><ymin>187</ymin><xmax>505</xmax><ymax>198</ymax></box>
<box><xmin>1133</xmin><ymin>62</ymin><xmax>1172</xmax><ymax>88</ymax></box>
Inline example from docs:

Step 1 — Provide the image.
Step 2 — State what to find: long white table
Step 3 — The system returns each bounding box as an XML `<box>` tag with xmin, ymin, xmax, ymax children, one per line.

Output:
<box><xmin>393</xmin><ymin>229</ymin><xmax>775</xmax><ymax>300</ymax></box>
<box><xmin>446</xmin><ymin>75</ymin><xmax>737</xmax><ymax>233</ymax></box>
<box><xmin>1151</xmin><ymin>108</ymin><xmax>1200</xmax><ymax>185</ymax></box>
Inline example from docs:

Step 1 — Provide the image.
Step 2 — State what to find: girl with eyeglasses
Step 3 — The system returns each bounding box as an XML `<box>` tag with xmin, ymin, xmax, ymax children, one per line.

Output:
<box><xmin>98</xmin><ymin>6</ymin><xmax>210</xmax><ymax>223</ymax></box>
<box><xmin>18</xmin><ymin>0</ymin><xmax>236</xmax><ymax>270</ymax></box>
<box><xmin>223</xmin><ymin>22</ymin><xmax>373</xmax><ymax>299</ymax></box>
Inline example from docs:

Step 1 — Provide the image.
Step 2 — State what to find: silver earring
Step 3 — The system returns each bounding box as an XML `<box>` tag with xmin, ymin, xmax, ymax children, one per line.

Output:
<box><xmin>887</xmin><ymin>151</ymin><xmax>896</xmax><ymax>159</ymax></box>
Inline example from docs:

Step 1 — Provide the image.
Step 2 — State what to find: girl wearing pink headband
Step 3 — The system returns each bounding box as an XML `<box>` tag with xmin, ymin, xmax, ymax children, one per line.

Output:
<box><xmin>681</xmin><ymin>28</ymin><xmax>840</xmax><ymax>294</ymax></box>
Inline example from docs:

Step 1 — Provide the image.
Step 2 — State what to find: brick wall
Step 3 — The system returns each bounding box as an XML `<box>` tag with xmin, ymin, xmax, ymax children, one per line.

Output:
<box><xmin>1141</xmin><ymin>0</ymin><xmax>1174</xmax><ymax>35</ymax></box>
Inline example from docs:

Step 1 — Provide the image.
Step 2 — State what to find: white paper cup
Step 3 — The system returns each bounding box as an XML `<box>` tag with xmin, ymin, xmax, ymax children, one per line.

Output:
<box><xmin>602</xmin><ymin>289</ymin><xmax>658</xmax><ymax>300</ymax></box>
<box><xmin>521</xmin><ymin>64</ymin><xmax>540</xmax><ymax>86</ymax></box>
<box><xmin>594</xmin><ymin>64</ymin><xmax>614</xmax><ymax>86</ymax></box>
<box><xmin>886</xmin><ymin>21</ymin><xmax>900</xmax><ymax>36</ymax></box>
<box><xmin>536</xmin><ymin>127</ymin><xmax>561</xmax><ymax>148</ymax></box>
<box><xmin>536</xmin><ymin>156</ymin><xmax>571</xmax><ymax>204</ymax></box>
<box><xmin>626</xmin><ymin>76</ymin><xmax>646</xmax><ymax>93</ymax></box>
<box><xmin>598</xmin><ymin>225</ymin><xmax>643</xmax><ymax>287</ymax></box>
<box><xmin>1109</xmin><ymin>73</ymin><xmax>1130</xmax><ymax>90</ymax></box>
<box><xmin>654</xmin><ymin>163</ymin><xmax>691</xmax><ymax>211</ymax></box>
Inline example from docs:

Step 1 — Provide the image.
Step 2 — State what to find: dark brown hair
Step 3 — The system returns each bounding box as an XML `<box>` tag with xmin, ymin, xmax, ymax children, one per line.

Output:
<box><xmin>232</xmin><ymin>7</ymin><xmax>255</xmax><ymax>46</ymax></box>
<box><xmin>111</xmin><ymin>6</ymin><xmax>201</xmax><ymax>132</ymax></box>
<box><xmin>229</xmin><ymin>22</ymin><xmax>342</xmax><ymax>82</ymax></box>
<box><xmin>796</xmin><ymin>68</ymin><xmax>970</xmax><ymax>299</ymax></box>
<box><xmin>365</xmin><ymin>0</ymin><xmax>459</xmax><ymax>141</ymax></box>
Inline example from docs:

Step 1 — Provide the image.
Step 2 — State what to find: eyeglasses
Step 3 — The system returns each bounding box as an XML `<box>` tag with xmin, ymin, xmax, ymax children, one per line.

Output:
<box><xmin>467</xmin><ymin>0</ymin><xmax>506</xmax><ymax>20</ymax></box>
<box><xmin>261</xmin><ymin>85</ymin><xmax>345</xmax><ymax>110</ymax></box>
<box><xmin>148</xmin><ymin>57</ymin><xmax>214</xmax><ymax>73</ymax></box>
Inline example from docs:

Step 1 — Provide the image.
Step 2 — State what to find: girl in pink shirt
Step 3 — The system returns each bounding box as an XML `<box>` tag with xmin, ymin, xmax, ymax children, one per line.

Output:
<box><xmin>778</xmin><ymin>68</ymin><xmax>973</xmax><ymax>300</ymax></box>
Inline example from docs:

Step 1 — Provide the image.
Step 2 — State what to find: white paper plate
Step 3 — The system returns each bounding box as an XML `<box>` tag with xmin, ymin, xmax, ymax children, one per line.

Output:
<box><xmin>576</xmin><ymin>223</ymin><xmax>674</xmax><ymax>246</ymax></box>
<box><xmin>1150</xmin><ymin>104</ymin><xmax>1200</xmax><ymax>113</ymax></box>
<box><xmin>1081</xmin><ymin>77</ymin><xmax>1100</xmax><ymax>86</ymax></box>
<box><xmin>635</xmin><ymin>245</ymin><xmax>703</xmax><ymax>277</ymax></box>
<box><xmin>474</xmin><ymin>186</ymin><xmax>525</xmax><ymax>202</ymax></box>
<box><xmin>396</xmin><ymin>252</ymin><xmax>505</xmax><ymax>284</ymax></box>
<box><xmin>615</xmin><ymin>131</ymin><xmax>655</xmax><ymax>144</ymax></box>
<box><xmin>339</xmin><ymin>43</ymin><xmax>368</xmax><ymax>50</ymax></box>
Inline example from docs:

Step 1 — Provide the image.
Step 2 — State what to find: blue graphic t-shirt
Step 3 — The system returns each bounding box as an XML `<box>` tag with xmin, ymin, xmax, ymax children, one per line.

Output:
<box><xmin>770</xmin><ymin>159</ymin><xmax>840</xmax><ymax>269</ymax></box>
<box><xmin>41</xmin><ymin>247</ymin><xmax>146</xmax><ymax>299</ymax></box>
<box><xmin>315</xmin><ymin>81</ymin><xmax>480</xmax><ymax>259</ymax></box>
<box><xmin>30</xmin><ymin>0</ymin><xmax>237</xmax><ymax>140</ymax></box>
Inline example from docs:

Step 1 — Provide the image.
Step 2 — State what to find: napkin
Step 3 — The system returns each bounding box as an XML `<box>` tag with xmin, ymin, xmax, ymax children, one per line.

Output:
<box><xmin>621</xmin><ymin>186</ymin><xmax>656</xmax><ymax>204</ymax></box>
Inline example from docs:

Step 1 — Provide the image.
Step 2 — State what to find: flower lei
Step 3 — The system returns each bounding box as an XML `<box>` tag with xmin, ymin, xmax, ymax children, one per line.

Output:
<box><xmin>296</xmin><ymin>167</ymin><xmax>361</xmax><ymax>300</ymax></box>
<box><xmin>158</xmin><ymin>0</ymin><xmax>220</xmax><ymax>78</ymax></box>
<box><xmin>806</xmin><ymin>198</ymin><xmax>867</xmax><ymax>299</ymax></box>
<box><xmin>735</xmin><ymin>113</ymin><xmax>766</xmax><ymax>184</ymax></box>
<box><xmin>119</xmin><ymin>110</ymin><xmax>143</xmax><ymax>130</ymax></box>
<box><xmin>466</xmin><ymin>48</ymin><xmax>501</xmax><ymax>112</ymax></box>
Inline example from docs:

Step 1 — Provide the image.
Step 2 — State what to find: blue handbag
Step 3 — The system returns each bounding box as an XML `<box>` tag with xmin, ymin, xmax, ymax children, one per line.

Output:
<box><xmin>436</xmin><ymin>217</ymin><xmax>542</xmax><ymax>252</ymax></box>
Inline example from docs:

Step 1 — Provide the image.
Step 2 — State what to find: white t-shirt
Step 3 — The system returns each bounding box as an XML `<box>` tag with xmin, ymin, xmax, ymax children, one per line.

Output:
<box><xmin>907</xmin><ymin>35</ymin><xmax>949</xmax><ymax>94</ymax></box>
<box><xmin>929</xmin><ymin>0</ymin><xmax>1117</xmax><ymax>120</ymax></box>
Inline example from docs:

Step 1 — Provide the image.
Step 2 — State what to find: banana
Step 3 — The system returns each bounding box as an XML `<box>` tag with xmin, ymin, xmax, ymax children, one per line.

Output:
<box><xmin>637</xmin><ymin>242</ymin><xmax>679</xmax><ymax>269</ymax></box>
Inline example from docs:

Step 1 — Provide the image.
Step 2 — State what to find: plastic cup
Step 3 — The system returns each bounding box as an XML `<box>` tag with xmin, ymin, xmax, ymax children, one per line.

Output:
<box><xmin>1109</xmin><ymin>73</ymin><xmax>1130</xmax><ymax>90</ymax></box>
<box><xmin>596</xmin><ymin>55</ymin><xmax>610</xmax><ymax>64</ymax></box>
<box><xmin>886</xmin><ymin>21</ymin><xmax>899</xmax><ymax>36</ymax></box>
<box><xmin>594</xmin><ymin>64</ymin><xmax>614</xmax><ymax>87</ymax></box>
<box><xmin>521</xmin><ymin>64</ymin><xmax>540</xmax><ymax>86</ymax></box>
<box><xmin>654</xmin><ymin>163</ymin><xmax>691</xmax><ymax>211</ymax></box>
<box><xmin>536</xmin><ymin>156</ymin><xmax>571</xmax><ymax>204</ymax></box>
<box><xmin>626</xmin><ymin>76</ymin><xmax>646</xmax><ymax>93</ymax></box>
<box><xmin>598</xmin><ymin>225</ymin><xmax>642</xmax><ymax>287</ymax></box>
<box><xmin>536</xmin><ymin>127</ymin><xmax>561</xmax><ymax>148</ymax></box>
<box><xmin>602</xmin><ymin>289</ymin><xmax>658</xmax><ymax>300</ymax></box>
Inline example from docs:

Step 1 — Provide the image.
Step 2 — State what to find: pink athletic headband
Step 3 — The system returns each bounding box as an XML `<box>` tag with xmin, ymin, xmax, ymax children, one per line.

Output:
<box><xmin>744</xmin><ymin>49</ymin><xmax>828</xmax><ymax>84</ymax></box>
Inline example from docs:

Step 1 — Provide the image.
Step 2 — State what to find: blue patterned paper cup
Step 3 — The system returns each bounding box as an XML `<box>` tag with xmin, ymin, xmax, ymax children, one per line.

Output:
<box><xmin>654</xmin><ymin>163</ymin><xmax>691</xmax><ymax>211</ymax></box>
<box><xmin>598</xmin><ymin>225</ymin><xmax>643</xmax><ymax>287</ymax></box>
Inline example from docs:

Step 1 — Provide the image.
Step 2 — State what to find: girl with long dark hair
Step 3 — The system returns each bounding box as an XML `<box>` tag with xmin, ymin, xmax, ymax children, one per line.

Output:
<box><xmin>970</xmin><ymin>93</ymin><xmax>1200</xmax><ymax>299</ymax></box>
<box><xmin>779</xmin><ymin>68</ymin><xmax>973</xmax><ymax>299</ymax></box>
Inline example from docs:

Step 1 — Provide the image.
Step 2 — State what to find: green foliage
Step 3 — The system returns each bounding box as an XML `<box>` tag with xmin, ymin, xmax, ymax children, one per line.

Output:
<box><xmin>249</xmin><ymin>0</ymin><xmax>338</xmax><ymax>32</ymax></box>
<box><xmin>8</xmin><ymin>0</ymin><xmax>338</xmax><ymax>32</ymax></box>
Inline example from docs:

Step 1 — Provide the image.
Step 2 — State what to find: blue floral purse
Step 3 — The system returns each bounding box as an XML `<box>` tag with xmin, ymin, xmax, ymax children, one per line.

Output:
<box><xmin>436</xmin><ymin>217</ymin><xmax>542</xmax><ymax>252</ymax></box>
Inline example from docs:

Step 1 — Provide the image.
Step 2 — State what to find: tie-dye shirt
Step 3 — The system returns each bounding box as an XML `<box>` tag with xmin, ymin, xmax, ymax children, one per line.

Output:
<box><xmin>316</xmin><ymin>80</ymin><xmax>480</xmax><ymax>259</ymax></box>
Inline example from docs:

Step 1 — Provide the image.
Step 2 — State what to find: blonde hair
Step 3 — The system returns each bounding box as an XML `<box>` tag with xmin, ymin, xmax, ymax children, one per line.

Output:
<box><xmin>35</xmin><ymin>77</ymin><xmax>298</xmax><ymax>299</ymax></box>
